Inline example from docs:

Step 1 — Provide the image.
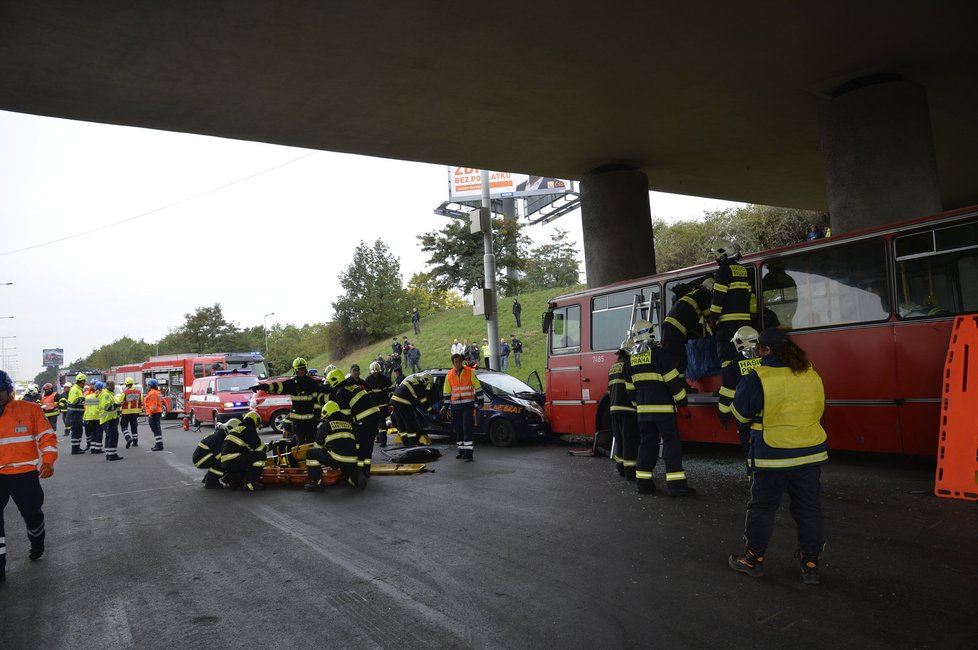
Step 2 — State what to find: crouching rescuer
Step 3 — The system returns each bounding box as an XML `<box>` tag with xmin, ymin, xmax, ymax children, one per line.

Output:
<box><xmin>728</xmin><ymin>327</ymin><xmax>827</xmax><ymax>585</ymax></box>
<box><xmin>220</xmin><ymin>412</ymin><xmax>267</xmax><ymax>491</ymax></box>
<box><xmin>193</xmin><ymin>420</ymin><xmax>235</xmax><ymax>489</ymax></box>
<box><xmin>304</xmin><ymin>401</ymin><xmax>364</xmax><ymax>492</ymax></box>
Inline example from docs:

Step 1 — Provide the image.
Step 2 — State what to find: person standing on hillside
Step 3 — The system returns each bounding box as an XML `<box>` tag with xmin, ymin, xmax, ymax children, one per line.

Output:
<box><xmin>392</xmin><ymin>337</ymin><xmax>403</xmax><ymax>366</ymax></box>
<box><xmin>407</xmin><ymin>343</ymin><xmax>422</xmax><ymax>373</ymax></box>
<box><xmin>499</xmin><ymin>338</ymin><xmax>510</xmax><ymax>371</ymax></box>
<box><xmin>411</xmin><ymin>307</ymin><xmax>421</xmax><ymax>335</ymax></box>
<box><xmin>510</xmin><ymin>335</ymin><xmax>523</xmax><ymax>368</ymax></box>
<box><xmin>512</xmin><ymin>298</ymin><xmax>522</xmax><ymax>328</ymax></box>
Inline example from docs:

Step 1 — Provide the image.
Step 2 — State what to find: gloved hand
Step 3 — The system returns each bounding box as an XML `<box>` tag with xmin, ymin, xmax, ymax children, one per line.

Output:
<box><xmin>439</xmin><ymin>406</ymin><xmax>448</xmax><ymax>419</ymax></box>
<box><xmin>250</xmin><ymin>384</ymin><xmax>263</xmax><ymax>392</ymax></box>
<box><xmin>677</xmin><ymin>404</ymin><xmax>691</xmax><ymax>419</ymax></box>
<box><xmin>718</xmin><ymin>411</ymin><xmax>730</xmax><ymax>428</ymax></box>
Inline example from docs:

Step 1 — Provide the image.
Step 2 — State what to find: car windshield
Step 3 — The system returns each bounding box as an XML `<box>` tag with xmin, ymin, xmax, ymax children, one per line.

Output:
<box><xmin>217</xmin><ymin>377</ymin><xmax>253</xmax><ymax>392</ymax></box>
<box><xmin>227</xmin><ymin>360</ymin><xmax>268</xmax><ymax>379</ymax></box>
<box><xmin>477</xmin><ymin>373</ymin><xmax>536</xmax><ymax>396</ymax></box>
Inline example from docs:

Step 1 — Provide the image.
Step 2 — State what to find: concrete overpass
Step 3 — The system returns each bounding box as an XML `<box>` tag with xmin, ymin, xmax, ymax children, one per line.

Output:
<box><xmin>2</xmin><ymin>1</ymin><xmax>976</xmax><ymax>285</ymax></box>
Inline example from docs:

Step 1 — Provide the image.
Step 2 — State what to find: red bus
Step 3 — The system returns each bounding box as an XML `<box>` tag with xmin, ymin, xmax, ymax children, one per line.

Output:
<box><xmin>544</xmin><ymin>205</ymin><xmax>978</xmax><ymax>455</ymax></box>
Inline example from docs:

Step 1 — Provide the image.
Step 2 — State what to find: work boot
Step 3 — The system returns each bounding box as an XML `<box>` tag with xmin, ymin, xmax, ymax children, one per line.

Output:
<box><xmin>456</xmin><ymin>449</ymin><xmax>465</xmax><ymax>459</ymax></box>
<box><xmin>796</xmin><ymin>551</ymin><xmax>820</xmax><ymax>585</ymax></box>
<box><xmin>355</xmin><ymin>469</ymin><xmax>368</xmax><ymax>491</ymax></box>
<box><xmin>132</xmin><ymin>439</ymin><xmax>138</xmax><ymax>447</ymax></box>
<box><xmin>728</xmin><ymin>547</ymin><xmax>765</xmax><ymax>577</ymax></box>
<box><xmin>624</xmin><ymin>467</ymin><xmax>636</xmax><ymax>482</ymax></box>
<box><xmin>71</xmin><ymin>447</ymin><xmax>84</xmax><ymax>455</ymax></box>
<box><xmin>29</xmin><ymin>543</ymin><xmax>44</xmax><ymax>561</ymax></box>
<box><xmin>150</xmin><ymin>444</ymin><xmax>164</xmax><ymax>451</ymax></box>
<box><xmin>203</xmin><ymin>474</ymin><xmax>223</xmax><ymax>490</ymax></box>
<box><xmin>245</xmin><ymin>482</ymin><xmax>264</xmax><ymax>492</ymax></box>
<box><xmin>464</xmin><ymin>450</ymin><xmax>474</xmax><ymax>463</ymax></box>
<box><xmin>125</xmin><ymin>437</ymin><xmax>133</xmax><ymax>449</ymax></box>
<box><xmin>637</xmin><ymin>482</ymin><xmax>656</xmax><ymax>495</ymax></box>
<box><xmin>668</xmin><ymin>485</ymin><xmax>698</xmax><ymax>497</ymax></box>
<box><xmin>106</xmin><ymin>454</ymin><xmax>124</xmax><ymax>461</ymax></box>
<box><xmin>616</xmin><ymin>463</ymin><xmax>625</xmax><ymax>477</ymax></box>
<box><xmin>303</xmin><ymin>481</ymin><xmax>325</xmax><ymax>492</ymax></box>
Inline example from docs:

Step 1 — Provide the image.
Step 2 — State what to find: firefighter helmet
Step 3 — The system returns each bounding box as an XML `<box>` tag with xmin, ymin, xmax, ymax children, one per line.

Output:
<box><xmin>714</xmin><ymin>241</ymin><xmax>741</xmax><ymax>262</ymax></box>
<box><xmin>321</xmin><ymin>400</ymin><xmax>340</xmax><ymax>418</ymax></box>
<box><xmin>95</xmin><ymin>381</ymin><xmax>106</xmax><ymax>391</ymax></box>
<box><xmin>701</xmin><ymin>277</ymin><xmax>715</xmax><ymax>291</ymax></box>
<box><xmin>27</xmin><ymin>384</ymin><xmax>38</xmax><ymax>394</ymax></box>
<box><xmin>125</xmin><ymin>377</ymin><xmax>134</xmax><ymax>386</ymax></box>
<box><xmin>75</xmin><ymin>373</ymin><xmax>87</xmax><ymax>382</ymax></box>
<box><xmin>146</xmin><ymin>378</ymin><xmax>158</xmax><ymax>388</ymax></box>
<box><xmin>323</xmin><ymin>364</ymin><xmax>337</xmax><ymax>374</ymax></box>
<box><xmin>243</xmin><ymin>411</ymin><xmax>261</xmax><ymax>428</ymax></box>
<box><xmin>369</xmin><ymin>361</ymin><xmax>381</xmax><ymax>374</ymax></box>
<box><xmin>292</xmin><ymin>357</ymin><xmax>307</xmax><ymax>372</ymax></box>
<box><xmin>325</xmin><ymin>368</ymin><xmax>346</xmax><ymax>388</ymax></box>
<box><xmin>418</xmin><ymin>371</ymin><xmax>433</xmax><ymax>388</ymax></box>
<box><xmin>225</xmin><ymin>418</ymin><xmax>243</xmax><ymax>430</ymax></box>
<box><xmin>630</xmin><ymin>319</ymin><xmax>655</xmax><ymax>343</ymax></box>
<box><xmin>732</xmin><ymin>326</ymin><xmax>760</xmax><ymax>355</ymax></box>
<box><xmin>42</xmin><ymin>382</ymin><xmax>53</xmax><ymax>391</ymax></box>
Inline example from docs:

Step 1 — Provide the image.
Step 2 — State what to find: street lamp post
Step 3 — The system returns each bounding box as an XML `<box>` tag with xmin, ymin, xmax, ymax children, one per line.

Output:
<box><xmin>0</xmin><ymin>335</ymin><xmax>16</xmax><ymax>371</ymax></box>
<box><xmin>263</xmin><ymin>312</ymin><xmax>275</xmax><ymax>353</ymax></box>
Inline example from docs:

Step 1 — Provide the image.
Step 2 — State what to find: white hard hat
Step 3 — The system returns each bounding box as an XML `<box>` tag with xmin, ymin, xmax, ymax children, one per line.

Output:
<box><xmin>732</xmin><ymin>326</ymin><xmax>760</xmax><ymax>353</ymax></box>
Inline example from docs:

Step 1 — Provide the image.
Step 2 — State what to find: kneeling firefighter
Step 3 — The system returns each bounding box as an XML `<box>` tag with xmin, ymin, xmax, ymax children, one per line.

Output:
<box><xmin>304</xmin><ymin>401</ymin><xmax>364</xmax><ymax>492</ymax></box>
<box><xmin>220</xmin><ymin>412</ymin><xmax>267</xmax><ymax>491</ymax></box>
<box><xmin>193</xmin><ymin>420</ymin><xmax>236</xmax><ymax>489</ymax></box>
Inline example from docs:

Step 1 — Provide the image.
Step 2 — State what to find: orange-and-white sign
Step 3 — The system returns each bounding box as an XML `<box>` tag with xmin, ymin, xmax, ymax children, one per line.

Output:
<box><xmin>448</xmin><ymin>167</ymin><xmax>569</xmax><ymax>201</ymax></box>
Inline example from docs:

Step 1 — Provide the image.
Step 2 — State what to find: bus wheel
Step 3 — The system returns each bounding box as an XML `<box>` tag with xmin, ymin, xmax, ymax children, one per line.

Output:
<box><xmin>271</xmin><ymin>410</ymin><xmax>289</xmax><ymax>434</ymax></box>
<box><xmin>488</xmin><ymin>418</ymin><xmax>518</xmax><ymax>447</ymax></box>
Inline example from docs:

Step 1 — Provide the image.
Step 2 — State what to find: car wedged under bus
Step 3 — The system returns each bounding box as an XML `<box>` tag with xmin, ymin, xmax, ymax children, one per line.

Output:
<box><xmin>544</xmin><ymin>205</ymin><xmax>978</xmax><ymax>454</ymax></box>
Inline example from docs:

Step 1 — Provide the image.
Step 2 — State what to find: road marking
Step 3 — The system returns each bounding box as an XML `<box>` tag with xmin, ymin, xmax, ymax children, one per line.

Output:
<box><xmin>92</xmin><ymin>482</ymin><xmax>195</xmax><ymax>498</ymax></box>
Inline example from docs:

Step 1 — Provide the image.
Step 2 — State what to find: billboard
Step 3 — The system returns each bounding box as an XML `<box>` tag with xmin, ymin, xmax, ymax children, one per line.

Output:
<box><xmin>448</xmin><ymin>167</ymin><xmax>569</xmax><ymax>201</ymax></box>
<box><xmin>42</xmin><ymin>348</ymin><xmax>64</xmax><ymax>366</ymax></box>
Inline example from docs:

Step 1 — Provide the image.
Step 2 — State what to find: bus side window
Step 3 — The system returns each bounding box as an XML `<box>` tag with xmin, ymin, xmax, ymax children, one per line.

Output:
<box><xmin>550</xmin><ymin>305</ymin><xmax>581</xmax><ymax>354</ymax></box>
<box><xmin>896</xmin><ymin>222</ymin><xmax>978</xmax><ymax>318</ymax></box>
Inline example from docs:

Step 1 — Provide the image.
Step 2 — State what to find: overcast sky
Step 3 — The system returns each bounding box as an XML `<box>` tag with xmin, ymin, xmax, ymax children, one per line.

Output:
<box><xmin>0</xmin><ymin>110</ymin><xmax>744</xmax><ymax>380</ymax></box>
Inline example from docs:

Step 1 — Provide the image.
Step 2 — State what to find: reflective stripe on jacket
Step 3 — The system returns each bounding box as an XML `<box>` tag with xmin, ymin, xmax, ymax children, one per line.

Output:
<box><xmin>0</xmin><ymin>400</ymin><xmax>57</xmax><ymax>474</ymax></box>
<box><xmin>144</xmin><ymin>388</ymin><xmax>164</xmax><ymax>415</ymax></box>
<box><xmin>83</xmin><ymin>392</ymin><xmax>101</xmax><ymax>421</ymax></box>
<box><xmin>98</xmin><ymin>389</ymin><xmax>119</xmax><ymax>424</ymax></box>
<box><xmin>443</xmin><ymin>367</ymin><xmax>483</xmax><ymax>405</ymax></box>
<box><xmin>41</xmin><ymin>392</ymin><xmax>60</xmax><ymax>416</ymax></box>
<box><xmin>121</xmin><ymin>388</ymin><xmax>143</xmax><ymax>415</ymax></box>
<box><xmin>67</xmin><ymin>384</ymin><xmax>86</xmax><ymax>411</ymax></box>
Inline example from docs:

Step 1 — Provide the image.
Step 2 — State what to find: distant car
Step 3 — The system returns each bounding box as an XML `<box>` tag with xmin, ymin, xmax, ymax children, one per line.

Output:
<box><xmin>404</xmin><ymin>368</ymin><xmax>550</xmax><ymax>447</ymax></box>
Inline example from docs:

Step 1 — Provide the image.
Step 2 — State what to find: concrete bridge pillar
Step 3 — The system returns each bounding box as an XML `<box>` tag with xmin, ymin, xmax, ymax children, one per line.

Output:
<box><xmin>580</xmin><ymin>166</ymin><xmax>655</xmax><ymax>288</ymax></box>
<box><xmin>819</xmin><ymin>77</ymin><xmax>941</xmax><ymax>234</ymax></box>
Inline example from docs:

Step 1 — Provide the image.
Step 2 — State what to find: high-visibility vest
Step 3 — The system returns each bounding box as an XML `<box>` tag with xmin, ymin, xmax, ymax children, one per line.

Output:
<box><xmin>40</xmin><ymin>392</ymin><xmax>60</xmax><ymax>417</ymax></box>
<box><xmin>99</xmin><ymin>389</ymin><xmax>119</xmax><ymax>424</ymax></box>
<box><xmin>0</xmin><ymin>400</ymin><xmax>57</xmax><ymax>475</ymax></box>
<box><xmin>121</xmin><ymin>387</ymin><xmax>143</xmax><ymax>415</ymax></box>
<box><xmin>750</xmin><ymin>365</ymin><xmax>828</xmax><ymax>470</ymax></box>
<box><xmin>67</xmin><ymin>384</ymin><xmax>86</xmax><ymax>412</ymax></box>
<box><xmin>83</xmin><ymin>392</ymin><xmax>101</xmax><ymax>421</ymax></box>
<box><xmin>444</xmin><ymin>366</ymin><xmax>482</xmax><ymax>404</ymax></box>
<box><xmin>145</xmin><ymin>388</ymin><xmax>163</xmax><ymax>415</ymax></box>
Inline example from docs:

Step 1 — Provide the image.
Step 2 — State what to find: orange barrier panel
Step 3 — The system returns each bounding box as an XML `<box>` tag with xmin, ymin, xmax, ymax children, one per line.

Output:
<box><xmin>934</xmin><ymin>316</ymin><xmax>978</xmax><ymax>501</ymax></box>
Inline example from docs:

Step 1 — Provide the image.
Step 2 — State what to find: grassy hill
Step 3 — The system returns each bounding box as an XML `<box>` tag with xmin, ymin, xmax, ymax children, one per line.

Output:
<box><xmin>308</xmin><ymin>284</ymin><xmax>584</xmax><ymax>388</ymax></box>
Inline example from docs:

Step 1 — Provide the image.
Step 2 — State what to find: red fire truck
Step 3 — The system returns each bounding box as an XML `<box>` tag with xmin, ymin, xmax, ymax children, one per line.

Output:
<box><xmin>544</xmin><ymin>205</ymin><xmax>978</xmax><ymax>455</ymax></box>
<box><xmin>109</xmin><ymin>352</ymin><xmax>269</xmax><ymax>418</ymax></box>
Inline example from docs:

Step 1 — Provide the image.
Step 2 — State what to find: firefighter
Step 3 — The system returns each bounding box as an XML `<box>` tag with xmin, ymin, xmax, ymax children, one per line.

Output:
<box><xmin>220</xmin><ymin>411</ymin><xmax>267</xmax><ymax>491</ymax></box>
<box><xmin>708</xmin><ymin>243</ymin><xmax>756</xmax><ymax>426</ymax></box>
<box><xmin>321</xmin><ymin>367</ymin><xmax>381</xmax><ymax>478</ymax></box>
<box><xmin>255</xmin><ymin>357</ymin><xmax>322</xmax><ymax>446</ymax></box>
<box><xmin>304</xmin><ymin>401</ymin><xmax>362</xmax><ymax>491</ymax></box>
<box><xmin>66</xmin><ymin>373</ymin><xmax>87</xmax><ymax>454</ymax></box>
<box><xmin>629</xmin><ymin>320</ymin><xmax>696</xmax><ymax>497</ymax></box>
<box><xmin>661</xmin><ymin>278</ymin><xmax>715</xmax><ymax>386</ymax></box>
<box><xmin>607</xmin><ymin>340</ymin><xmax>638</xmax><ymax>481</ymax></box>
<box><xmin>58</xmin><ymin>382</ymin><xmax>71</xmax><ymax>437</ymax></box>
<box><xmin>22</xmin><ymin>384</ymin><xmax>39</xmax><ymax>403</ymax></box>
<box><xmin>728</xmin><ymin>327</ymin><xmax>827</xmax><ymax>585</ymax></box>
<box><xmin>364</xmin><ymin>361</ymin><xmax>393</xmax><ymax>445</ymax></box>
<box><xmin>390</xmin><ymin>371</ymin><xmax>435</xmax><ymax>448</ymax></box>
<box><xmin>119</xmin><ymin>377</ymin><xmax>143</xmax><ymax>448</ymax></box>
<box><xmin>98</xmin><ymin>381</ymin><xmax>123</xmax><ymax>461</ymax></box>
<box><xmin>442</xmin><ymin>354</ymin><xmax>483</xmax><ymax>461</ymax></box>
<box><xmin>0</xmin><ymin>369</ymin><xmax>57</xmax><ymax>583</ymax></box>
<box><xmin>82</xmin><ymin>383</ymin><xmax>102</xmax><ymax>453</ymax></box>
<box><xmin>39</xmin><ymin>383</ymin><xmax>60</xmax><ymax>434</ymax></box>
<box><xmin>193</xmin><ymin>420</ymin><xmax>235</xmax><ymax>489</ymax></box>
<box><xmin>349</xmin><ymin>364</ymin><xmax>367</xmax><ymax>390</ymax></box>
<box><xmin>145</xmin><ymin>378</ymin><xmax>165</xmax><ymax>450</ymax></box>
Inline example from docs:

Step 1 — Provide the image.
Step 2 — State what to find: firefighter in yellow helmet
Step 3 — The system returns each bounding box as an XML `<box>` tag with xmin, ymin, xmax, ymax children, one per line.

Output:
<box><xmin>119</xmin><ymin>377</ymin><xmax>143</xmax><ymax>449</ymax></box>
<box><xmin>254</xmin><ymin>357</ymin><xmax>322</xmax><ymax>446</ymax></box>
<box><xmin>320</xmin><ymin>367</ymin><xmax>381</xmax><ymax>478</ymax></box>
<box><xmin>66</xmin><ymin>373</ymin><xmax>87</xmax><ymax>453</ymax></box>
<box><xmin>220</xmin><ymin>412</ymin><xmax>267</xmax><ymax>491</ymax></box>
<box><xmin>304</xmin><ymin>401</ymin><xmax>363</xmax><ymax>491</ymax></box>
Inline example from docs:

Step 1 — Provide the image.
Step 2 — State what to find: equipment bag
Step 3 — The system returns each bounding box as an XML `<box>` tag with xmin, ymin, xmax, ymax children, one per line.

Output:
<box><xmin>382</xmin><ymin>446</ymin><xmax>443</xmax><ymax>463</ymax></box>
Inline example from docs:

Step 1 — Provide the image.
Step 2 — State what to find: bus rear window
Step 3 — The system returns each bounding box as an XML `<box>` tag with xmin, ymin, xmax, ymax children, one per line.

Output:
<box><xmin>761</xmin><ymin>239</ymin><xmax>890</xmax><ymax>330</ymax></box>
<box><xmin>550</xmin><ymin>305</ymin><xmax>581</xmax><ymax>354</ymax></box>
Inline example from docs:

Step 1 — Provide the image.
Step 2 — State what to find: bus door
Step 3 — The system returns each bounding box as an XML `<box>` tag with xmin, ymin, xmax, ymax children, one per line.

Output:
<box><xmin>546</xmin><ymin>304</ymin><xmax>584</xmax><ymax>435</ymax></box>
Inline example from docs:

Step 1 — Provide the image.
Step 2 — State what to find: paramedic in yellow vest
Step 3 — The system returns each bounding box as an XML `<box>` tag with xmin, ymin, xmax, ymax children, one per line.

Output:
<box><xmin>119</xmin><ymin>377</ymin><xmax>143</xmax><ymax>448</ymax></box>
<box><xmin>443</xmin><ymin>353</ymin><xmax>484</xmax><ymax>461</ymax></box>
<box><xmin>66</xmin><ymin>374</ymin><xmax>87</xmax><ymax>454</ymax></box>
<box><xmin>83</xmin><ymin>384</ymin><xmax>102</xmax><ymax>453</ymax></box>
<box><xmin>728</xmin><ymin>327</ymin><xmax>827</xmax><ymax>586</ymax></box>
<box><xmin>99</xmin><ymin>381</ymin><xmax>123</xmax><ymax>461</ymax></box>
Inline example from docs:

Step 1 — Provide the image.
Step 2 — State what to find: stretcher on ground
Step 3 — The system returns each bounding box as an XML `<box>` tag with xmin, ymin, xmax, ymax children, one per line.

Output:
<box><xmin>259</xmin><ymin>439</ymin><xmax>428</xmax><ymax>486</ymax></box>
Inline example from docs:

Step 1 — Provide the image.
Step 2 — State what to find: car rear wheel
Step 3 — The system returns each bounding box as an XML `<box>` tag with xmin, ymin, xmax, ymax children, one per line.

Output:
<box><xmin>270</xmin><ymin>410</ymin><xmax>289</xmax><ymax>434</ymax></box>
<box><xmin>190</xmin><ymin>410</ymin><xmax>200</xmax><ymax>428</ymax></box>
<box><xmin>488</xmin><ymin>418</ymin><xmax>518</xmax><ymax>447</ymax></box>
<box><xmin>160</xmin><ymin>403</ymin><xmax>169</xmax><ymax>419</ymax></box>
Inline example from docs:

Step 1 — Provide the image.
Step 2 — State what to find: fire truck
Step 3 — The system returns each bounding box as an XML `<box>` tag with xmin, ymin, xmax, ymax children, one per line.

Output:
<box><xmin>57</xmin><ymin>369</ymin><xmax>109</xmax><ymax>389</ymax></box>
<box><xmin>109</xmin><ymin>352</ymin><xmax>269</xmax><ymax>418</ymax></box>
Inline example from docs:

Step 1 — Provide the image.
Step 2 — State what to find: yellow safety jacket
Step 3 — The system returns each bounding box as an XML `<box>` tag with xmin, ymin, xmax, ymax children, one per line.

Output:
<box><xmin>98</xmin><ymin>389</ymin><xmax>119</xmax><ymax>424</ymax></box>
<box><xmin>83</xmin><ymin>392</ymin><xmax>102</xmax><ymax>421</ymax></box>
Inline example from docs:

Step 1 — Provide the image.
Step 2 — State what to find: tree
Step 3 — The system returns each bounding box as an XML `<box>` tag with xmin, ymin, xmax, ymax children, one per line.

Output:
<box><xmin>265</xmin><ymin>322</ymin><xmax>329</xmax><ymax>377</ymax></box>
<box><xmin>161</xmin><ymin>303</ymin><xmax>242</xmax><ymax>354</ymax></box>
<box><xmin>331</xmin><ymin>239</ymin><xmax>409</xmax><ymax>351</ymax></box>
<box><xmin>70</xmin><ymin>336</ymin><xmax>155</xmax><ymax>370</ymax></box>
<box><xmin>522</xmin><ymin>228</ymin><xmax>582</xmax><ymax>290</ymax></box>
<box><xmin>418</xmin><ymin>216</ymin><xmax>530</xmax><ymax>295</ymax></box>
<box><xmin>406</xmin><ymin>271</ymin><xmax>468</xmax><ymax>316</ymax></box>
<box><xmin>33</xmin><ymin>367</ymin><xmax>58</xmax><ymax>387</ymax></box>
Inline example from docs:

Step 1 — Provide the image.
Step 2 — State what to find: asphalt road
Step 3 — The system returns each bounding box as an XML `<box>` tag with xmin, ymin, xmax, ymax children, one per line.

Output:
<box><xmin>1</xmin><ymin>421</ymin><xmax>976</xmax><ymax>649</ymax></box>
